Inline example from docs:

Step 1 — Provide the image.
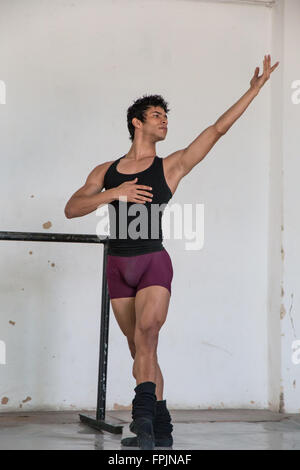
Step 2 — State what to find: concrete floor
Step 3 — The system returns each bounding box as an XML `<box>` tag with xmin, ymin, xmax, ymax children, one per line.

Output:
<box><xmin>1</xmin><ymin>409</ymin><xmax>300</xmax><ymax>450</ymax></box>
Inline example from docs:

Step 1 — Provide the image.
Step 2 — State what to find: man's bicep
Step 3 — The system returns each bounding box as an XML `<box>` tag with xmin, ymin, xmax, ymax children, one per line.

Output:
<box><xmin>70</xmin><ymin>161</ymin><xmax>113</xmax><ymax>199</ymax></box>
<box><xmin>70</xmin><ymin>182</ymin><xmax>101</xmax><ymax>199</ymax></box>
<box><xmin>163</xmin><ymin>149</ymin><xmax>187</xmax><ymax>178</ymax></box>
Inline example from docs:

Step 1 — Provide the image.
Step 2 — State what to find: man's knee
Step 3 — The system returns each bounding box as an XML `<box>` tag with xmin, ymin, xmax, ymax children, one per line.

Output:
<box><xmin>134</xmin><ymin>325</ymin><xmax>159</xmax><ymax>351</ymax></box>
<box><xmin>135</xmin><ymin>318</ymin><xmax>164</xmax><ymax>337</ymax></box>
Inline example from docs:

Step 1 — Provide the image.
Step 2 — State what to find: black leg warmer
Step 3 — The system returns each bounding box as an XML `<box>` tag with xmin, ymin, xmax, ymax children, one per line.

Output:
<box><xmin>131</xmin><ymin>381</ymin><xmax>157</xmax><ymax>421</ymax></box>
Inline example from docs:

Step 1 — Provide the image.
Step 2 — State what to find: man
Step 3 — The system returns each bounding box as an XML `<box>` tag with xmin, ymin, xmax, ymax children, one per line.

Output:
<box><xmin>65</xmin><ymin>55</ymin><xmax>279</xmax><ymax>449</ymax></box>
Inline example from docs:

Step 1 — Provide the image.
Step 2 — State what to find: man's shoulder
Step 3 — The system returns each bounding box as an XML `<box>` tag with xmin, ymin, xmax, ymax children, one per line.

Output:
<box><xmin>91</xmin><ymin>158</ymin><xmax>117</xmax><ymax>174</ymax></box>
<box><xmin>85</xmin><ymin>159</ymin><xmax>117</xmax><ymax>184</ymax></box>
<box><xmin>99</xmin><ymin>158</ymin><xmax>117</xmax><ymax>169</ymax></box>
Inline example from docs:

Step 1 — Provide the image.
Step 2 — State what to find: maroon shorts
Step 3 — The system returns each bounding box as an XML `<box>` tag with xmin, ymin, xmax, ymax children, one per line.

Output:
<box><xmin>106</xmin><ymin>248</ymin><xmax>173</xmax><ymax>299</ymax></box>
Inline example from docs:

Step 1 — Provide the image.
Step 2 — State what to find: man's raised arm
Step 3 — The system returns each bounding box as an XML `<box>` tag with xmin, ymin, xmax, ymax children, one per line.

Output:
<box><xmin>178</xmin><ymin>55</ymin><xmax>279</xmax><ymax>176</ymax></box>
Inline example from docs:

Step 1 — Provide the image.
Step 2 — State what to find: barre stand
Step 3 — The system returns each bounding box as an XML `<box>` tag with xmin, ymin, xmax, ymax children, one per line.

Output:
<box><xmin>0</xmin><ymin>231</ymin><xmax>124</xmax><ymax>434</ymax></box>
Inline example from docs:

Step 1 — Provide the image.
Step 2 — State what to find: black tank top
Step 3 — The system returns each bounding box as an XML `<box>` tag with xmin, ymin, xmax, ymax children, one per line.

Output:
<box><xmin>103</xmin><ymin>154</ymin><xmax>173</xmax><ymax>256</ymax></box>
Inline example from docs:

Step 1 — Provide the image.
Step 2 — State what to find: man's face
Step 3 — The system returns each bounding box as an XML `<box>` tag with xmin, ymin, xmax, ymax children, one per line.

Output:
<box><xmin>146</xmin><ymin>106</ymin><xmax>168</xmax><ymax>140</ymax></box>
<box><xmin>134</xmin><ymin>106</ymin><xmax>168</xmax><ymax>141</ymax></box>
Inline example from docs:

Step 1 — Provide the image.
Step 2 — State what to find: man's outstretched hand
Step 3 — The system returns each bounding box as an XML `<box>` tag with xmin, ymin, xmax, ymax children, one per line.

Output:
<box><xmin>250</xmin><ymin>55</ymin><xmax>279</xmax><ymax>92</ymax></box>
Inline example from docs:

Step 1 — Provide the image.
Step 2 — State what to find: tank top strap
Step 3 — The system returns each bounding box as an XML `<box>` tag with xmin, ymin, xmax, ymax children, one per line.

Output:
<box><xmin>148</xmin><ymin>154</ymin><xmax>159</xmax><ymax>173</ymax></box>
<box><xmin>154</xmin><ymin>155</ymin><xmax>162</xmax><ymax>170</ymax></box>
<box><xmin>153</xmin><ymin>155</ymin><xmax>165</xmax><ymax>178</ymax></box>
<box><xmin>112</xmin><ymin>155</ymin><xmax>125</xmax><ymax>171</ymax></box>
<box><xmin>104</xmin><ymin>155</ymin><xmax>124</xmax><ymax>187</ymax></box>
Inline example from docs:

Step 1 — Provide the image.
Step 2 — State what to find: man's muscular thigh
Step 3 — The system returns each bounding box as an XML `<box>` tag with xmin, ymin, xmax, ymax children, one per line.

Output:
<box><xmin>110</xmin><ymin>297</ymin><xmax>136</xmax><ymax>356</ymax></box>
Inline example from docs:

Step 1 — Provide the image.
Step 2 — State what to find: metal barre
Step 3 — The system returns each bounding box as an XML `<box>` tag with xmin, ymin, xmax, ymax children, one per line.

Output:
<box><xmin>0</xmin><ymin>230</ymin><xmax>123</xmax><ymax>434</ymax></box>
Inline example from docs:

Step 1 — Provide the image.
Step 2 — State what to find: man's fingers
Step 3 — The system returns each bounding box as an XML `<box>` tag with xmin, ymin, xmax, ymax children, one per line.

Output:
<box><xmin>263</xmin><ymin>55</ymin><xmax>268</xmax><ymax>76</ymax></box>
<box><xmin>270</xmin><ymin>61</ymin><xmax>280</xmax><ymax>73</ymax></box>
<box><xmin>267</xmin><ymin>55</ymin><xmax>280</xmax><ymax>76</ymax></box>
<box><xmin>254</xmin><ymin>55</ymin><xmax>279</xmax><ymax>85</ymax></box>
<box><xmin>263</xmin><ymin>55</ymin><xmax>272</xmax><ymax>79</ymax></box>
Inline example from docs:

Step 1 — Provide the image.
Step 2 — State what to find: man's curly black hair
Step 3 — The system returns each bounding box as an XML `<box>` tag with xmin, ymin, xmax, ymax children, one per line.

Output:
<box><xmin>127</xmin><ymin>94</ymin><xmax>170</xmax><ymax>142</ymax></box>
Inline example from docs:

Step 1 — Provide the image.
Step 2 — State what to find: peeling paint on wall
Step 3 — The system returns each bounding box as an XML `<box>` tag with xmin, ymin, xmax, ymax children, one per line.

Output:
<box><xmin>43</xmin><ymin>221</ymin><xmax>52</xmax><ymax>229</ymax></box>
<box><xmin>288</xmin><ymin>293</ymin><xmax>296</xmax><ymax>339</ymax></box>
<box><xmin>1</xmin><ymin>397</ymin><xmax>9</xmax><ymax>405</ymax></box>
<box><xmin>280</xmin><ymin>304</ymin><xmax>286</xmax><ymax>319</ymax></box>
<box><xmin>22</xmin><ymin>396</ymin><xmax>32</xmax><ymax>403</ymax></box>
<box><xmin>113</xmin><ymin>403</ymin><xmax>132</xmax><ymax>410</ymax></box>
<box><xmin>279</xmin><ymin>386</ymin><xmax>285</xmax><ymax>413</ymax></box>
<box><xmin>9</xmin><ymin>320</ymin><xmax>15</xmax><ymax>325</ymax></box>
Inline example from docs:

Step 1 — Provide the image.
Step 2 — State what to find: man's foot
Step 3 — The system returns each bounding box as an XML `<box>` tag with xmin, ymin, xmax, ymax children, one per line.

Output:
<box><xmin>121</xmin><ymin>434</ymin><xmax>173</xmax><ymax>448</ymax></box>
<box><xmin>129</xmin><ymin>417</ymin><xmax>155</xmax><ymax>450</ymax></box>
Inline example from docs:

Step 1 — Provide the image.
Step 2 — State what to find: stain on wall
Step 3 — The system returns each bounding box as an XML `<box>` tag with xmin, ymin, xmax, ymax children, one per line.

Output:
<box><xmin>279</xmin><ymin>386</ymin><xmax>285</xmax><ymax>413</ymax></box>
<box><xmin>113</xmin><ymin>403</ymin><xmax>132</xmax><ymax>411</ymax></box>
<box><xmin>288</xmin><ymin>293</ymin><xmax>296</xmax><ymax>339</ymax></box>
<box><xmin>280</xmin><ymin>304</ymin><xmax>286</xmax><ymax>319</ymax></box>
<box><xmin>22</xmin><ymin>396</ymin><xmax>32</xmax><ymax>404</ymax></box>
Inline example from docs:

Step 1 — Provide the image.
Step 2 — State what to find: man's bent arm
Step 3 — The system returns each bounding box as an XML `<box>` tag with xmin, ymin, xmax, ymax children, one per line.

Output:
<box><xmin>65</xmin><ymin>188</ymin><xmax>116</xmax><ymax>219</ymax></box>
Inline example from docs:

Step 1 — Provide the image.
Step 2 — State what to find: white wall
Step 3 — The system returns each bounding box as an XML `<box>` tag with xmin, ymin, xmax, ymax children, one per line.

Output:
<box><xmin>0</xmin><ymin>0</ymin><xmax>296</xmax><ymax>413</ymax></box>
<box><xmin>267</xmin><ymin>0</ymin><xmax>283</xmax><ymax>412</ymax></box>
<box><xmin>276</xmin><ymin>0</ymin><xmax>300</xmax><ymax>413</ymax></box>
